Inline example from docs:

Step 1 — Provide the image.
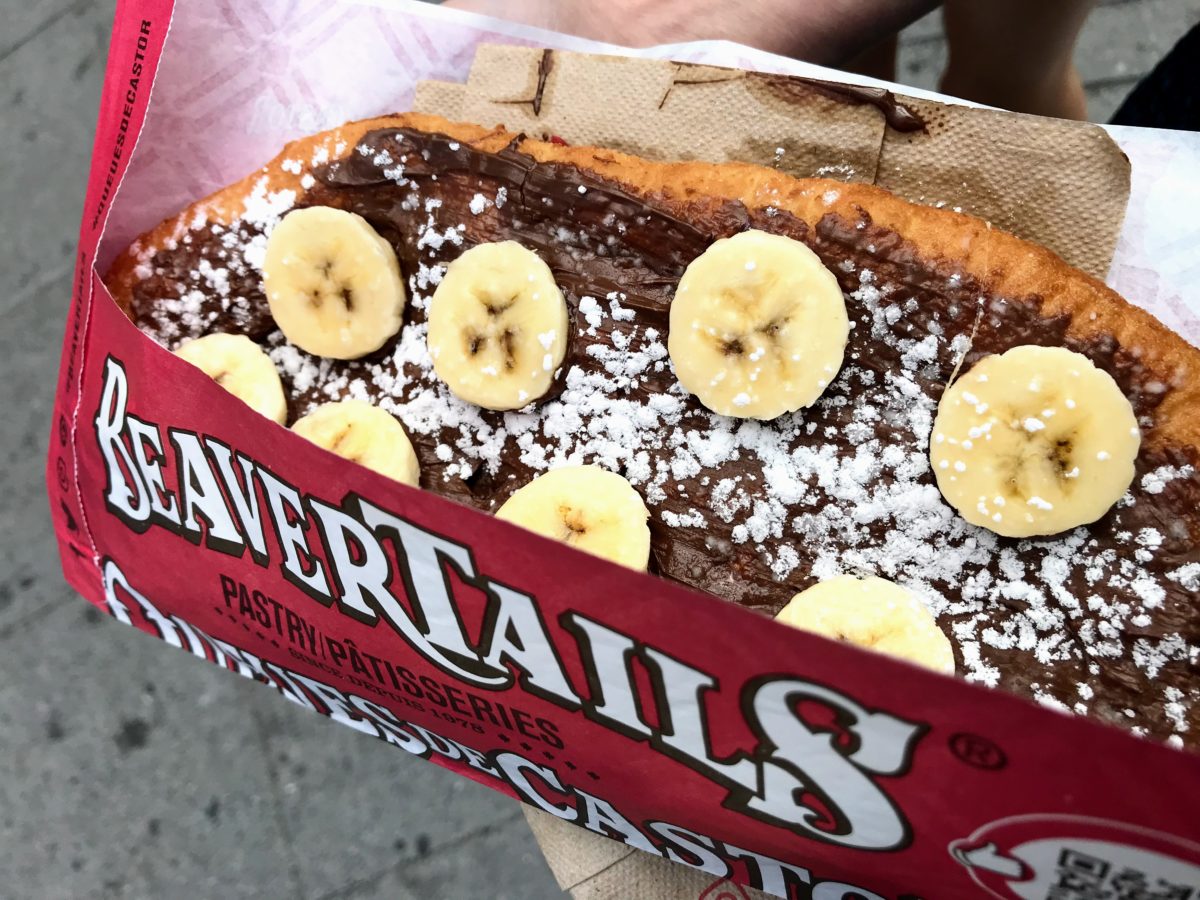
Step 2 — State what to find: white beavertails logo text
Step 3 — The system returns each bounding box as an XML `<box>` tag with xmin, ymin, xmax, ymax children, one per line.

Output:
<box><xmin>94</xmin><ymin>355</ymin><xmax>926</xmax><ymax>852</ymax></box>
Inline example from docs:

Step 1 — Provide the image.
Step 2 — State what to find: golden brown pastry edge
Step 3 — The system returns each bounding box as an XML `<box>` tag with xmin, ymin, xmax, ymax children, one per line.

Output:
<box><xmin>104</xmin><ymin>112</ymin><xmax>1200</xmax><ymax>452</ymax></box>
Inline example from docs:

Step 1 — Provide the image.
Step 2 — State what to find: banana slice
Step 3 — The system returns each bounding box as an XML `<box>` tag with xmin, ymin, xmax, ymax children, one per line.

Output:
<box><xmin>262</xmin><ymin>206</ymin><xmax>406</xmax><ymax>360</ymax></box>
<box><xmin>930</xmin><ymin>345</ymin><xmax>1140</xmax><ymax>538</ymax></box>
<box><xmin>776</xmin><ymin>575</ymin><xmax>954</xmax><ymax>674</ymax></box>
<box><xmin>495</xmin><ymin>466</ymin><xmax>650</xmax><ymax>569</ymax></box>
<box><xmin>668</xmin><ymin>229</ymin><xmax>848</xmax><ymax>419</ymax></box>
<box><xmin>427</xmin><ymin>241</ymin><xmax>568</xmax><ymax>410</ymax></box>
<box><xmin>174</xmin><ymin>333</ymin><xmax>286</xmax><ymax>424</ymax></box>
<box><xmin>291</xmin><ymin>399</ymin><xmax>420</xmax><ymax>487</ymax></box>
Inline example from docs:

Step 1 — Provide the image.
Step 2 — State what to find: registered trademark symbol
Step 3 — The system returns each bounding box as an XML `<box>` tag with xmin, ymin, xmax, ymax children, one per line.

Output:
<box><xmin>949</xmin><ymin>732</ymin><xmax>1007</xmax><ymax>770</ymax></box>
<box><xmin>699</xmin><ymin>878</ymin><xmax>752</xmax><ymax>900</ymax></box>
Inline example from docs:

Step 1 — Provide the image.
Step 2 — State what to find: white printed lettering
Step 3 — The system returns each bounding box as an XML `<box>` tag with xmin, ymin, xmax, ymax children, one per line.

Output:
<box><xmin>479</xmin><ymin>581</ymin><xmax>580</xmax><ymax>706</ymax></box>
<box><xmin>94</xmin><ymin>358</ymin><xmax>150</xmax><ymax>523</ymax></box>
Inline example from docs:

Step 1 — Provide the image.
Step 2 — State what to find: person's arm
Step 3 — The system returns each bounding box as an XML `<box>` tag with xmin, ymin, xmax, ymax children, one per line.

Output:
<box><xmin>440</xmin><ymin>0</ymin><xmax>939</xmax><ymax>65</ymax></box>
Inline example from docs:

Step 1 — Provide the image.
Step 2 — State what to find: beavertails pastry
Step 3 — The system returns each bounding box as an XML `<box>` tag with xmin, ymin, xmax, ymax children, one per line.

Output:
<box><xmin>107</xmin><ymin>112</ymin><xmax>1200</xmax><ymax>749</ymax></box>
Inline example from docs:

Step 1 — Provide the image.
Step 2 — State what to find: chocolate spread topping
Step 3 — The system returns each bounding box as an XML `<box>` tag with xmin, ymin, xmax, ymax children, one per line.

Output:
<box><xmin>126</xmin><ymin>127</ymin><xmax>1198</xmax><ymax>747</ymax></box>
<box><xmin>497</xmin><ymin>48</ymin><xmax>556</xmax><ymax>117</ymax></box>
<box><xmin>657</xmin><ymin>67</ymin><xmax>926</xmax><ymax>133</ymax></box>
<box><xmin>752</xmin><ymin>73</ymin><xmax>927</xmax><ymax>133</ymax></box>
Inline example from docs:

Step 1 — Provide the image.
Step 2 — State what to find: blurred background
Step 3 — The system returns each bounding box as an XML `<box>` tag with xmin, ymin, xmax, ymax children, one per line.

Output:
<box><xmin>2</xmin><ymin>0</ymin><xmax>1197</xmax><ymax>897</ymax></box>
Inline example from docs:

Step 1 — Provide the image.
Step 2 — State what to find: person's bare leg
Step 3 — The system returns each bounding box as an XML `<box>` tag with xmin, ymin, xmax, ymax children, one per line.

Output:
<box><xmin>940</xmin><ymin>0</ymin><xmax>1094</xmax><ymax>120</ymax></box>
<box><xmin>442</xmin><ymin>0</ymin><xmax>935</xmax><ymax>67</ymax></box>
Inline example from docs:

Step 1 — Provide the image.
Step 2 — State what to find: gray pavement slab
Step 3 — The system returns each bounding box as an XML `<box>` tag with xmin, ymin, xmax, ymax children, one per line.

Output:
<box><xmin>252</xmin><ymin>683</ymin><xmax>559</xmax><ymax>899</ymax></box>
<box><xmin>899</xmin><ymin>9</ymin><xmax>944</xmax><ymax>43</ymax></box>
<box><xmin>1087</xmin><ymin>79</ymin><xmax>1147</xmax><ymax>124</ymax></box>
<box><xmin>1081</xmin><ymin>0</ymin><xmax>1200</xmax><ymax>88</ymax></box>
<box><xmin>0</xmin><ymin>0</ymin><xmax>110</xmax><ymax>316</ymax></box>
<box><xmin>321</xmin><ymin>811</ymin><xmax>559</xmax><ymax>900</ymax></box>
<box><xmin>0</xmin><ymin>601</ymin><xmax>295</xmax><ymax>898</ymax></box>
<box><xmin>896</xmin><ymin>35</ymin><xmax>947</xmax><ymax>98</ymax></box>
<box><xmin>0</xmin><ymin>592</ymin><xmax>564</xmax><ymax>899</ymax></box>
<box><xmin>0</xmin><ymin>288</ymin><xmax>75</xmax><ymax>636</ymax></box>
<box><xmin>0</xmin><ymin>0</ymin><xmax>88</xmax><ymax>61</ymax></box>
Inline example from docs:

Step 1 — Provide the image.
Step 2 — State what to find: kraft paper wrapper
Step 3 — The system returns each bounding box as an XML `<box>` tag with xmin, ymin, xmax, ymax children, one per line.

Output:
<box><xmin>414</xmin><ymin>44</ymin><xmax>1134</xmax><ymax>898</ymax></box>
<box><xmin>413</xmin><ymin>80</ymin><xmax>467</xmax><ymax>122</ymax></box>
<box><xmin>523</xmin><ymin>808</ymin><xmax>774</xmax><ymax>900</ymax></box>
<box><xmin>416</xmin><ymin>45</ymin><xmax>1131</xmax><ymax>279</ymax></box>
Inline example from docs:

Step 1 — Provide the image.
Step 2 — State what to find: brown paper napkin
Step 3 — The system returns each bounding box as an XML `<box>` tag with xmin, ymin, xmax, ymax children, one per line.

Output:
<box><xmin>524</xmin><ymin>807</ymin><xmax>775</xmax><ymax>900</ymax></box>
<box><xmin>415</xmin><ymin>46</ymin><xmax>1130</xmax><ymax>279</ymax></box>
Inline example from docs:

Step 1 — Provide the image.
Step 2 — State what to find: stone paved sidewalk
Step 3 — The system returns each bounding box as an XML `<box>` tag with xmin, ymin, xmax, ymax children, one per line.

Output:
<box><xmin>1</xmin><ymin>0</ymin><xmax>1195</xmax><ymax>896</ymax></box>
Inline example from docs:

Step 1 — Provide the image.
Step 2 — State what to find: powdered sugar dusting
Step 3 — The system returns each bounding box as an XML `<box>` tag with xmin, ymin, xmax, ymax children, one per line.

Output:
<box><xmin>132</xmin><ymin>184</ymin><xmax>290</xmax><ymax>347</ymax></box>
<box><xmin>130</xmin><ymin>136</ymin><xmax>1199</xmax><ymax>748</ymax></box>
<box><xmin>1141</xmin><ymin>463</ymin><xmax>1194</xmax><ymax>494</ymax></box>
<box><xmin>325</xmin><ymin>261</ymin><xmax>1194</xmax><ymax>743</ymax></box>
<box><xmin>240</xmin><ymin>176</ymin><xmax>295</xmax><ymax>271</ymax></box>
